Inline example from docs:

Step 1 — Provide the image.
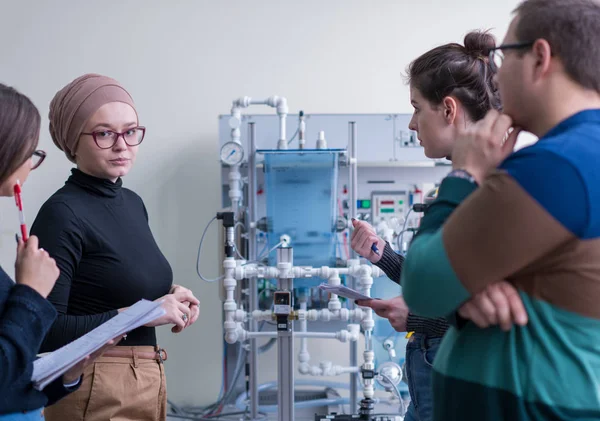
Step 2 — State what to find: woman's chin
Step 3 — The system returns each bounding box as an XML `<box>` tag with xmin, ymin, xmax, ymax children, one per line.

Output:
<box><xmin>107</xmin><ymin>165</ymin><xmax>132</xmax><ymax>179</ymax></box>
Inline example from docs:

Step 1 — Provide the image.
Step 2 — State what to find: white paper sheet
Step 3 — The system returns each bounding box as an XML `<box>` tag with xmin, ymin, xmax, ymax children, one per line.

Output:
<box><xmin>32</xmin><ymin>299</ymin><xmax>165</xmax><ymax>390</ymax></box>
<box><xmin>318</xmin><ymin>283</ymin><xmax>377</xmax><ymax>301</ymax></box>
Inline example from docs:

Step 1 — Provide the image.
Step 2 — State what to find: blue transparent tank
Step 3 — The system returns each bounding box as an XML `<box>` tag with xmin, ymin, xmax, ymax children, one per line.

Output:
<box><xmin>260</xmin><ymin>149</ymin><xmax>343</xmax><ymax>288</ymax></box>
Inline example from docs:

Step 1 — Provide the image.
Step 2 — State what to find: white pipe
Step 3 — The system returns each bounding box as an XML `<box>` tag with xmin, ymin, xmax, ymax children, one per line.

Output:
<box><xmin>251</xmin><ymin>309</ymin><xmax>274</xmax><ymax>322</ymax></box>
<box><xmin>229</xmin><ymin>102</ymin><xmax>242</xmax><ymax>218</ymax></box>
<box><xmin>296</xmin><ymin>284</ymin><xmax>361</xmax><ymax>377</ymax></box>
<box><xmin>278</xmin><ymin>114</ymin><xmax>287</xmax><ymax>149</ymax></box>
<box><xmin>247</xmin><ymin>308</ymin><xmax>368</xmax><ymax>323</ymax></box>
<box><xmin>227</xmin><ymin>106</ymin><xmax>242</xmax><ymax>216</ymax></box>
<box><xmin>270</xmin><ymin>96</ymin><xmax>288</xmax><ymax>149</ymax></box>
<box><xmin>371</xmin><ymin>265</ymin><xmax>384</xmax><ymax>278</ymax></box>
<box><xmin>237</xmin><ymin>264</ymin><xmax>354</xmax><ymax>281</ymax></box>
<box><xmin>236</xmin><ymin>264</ymin><xmax>279</xmax><ymax>281</ymax></box>
<box><xmin>228</xmin><ymin>167</ymin><xmax>242</xmax><ymax>216</ymax></box>
<box><xmin>249</xmin><ymin>307</ymin><xmax>366</xmax><ymax>324</ymax></box>
<box><xmin>223</xmin><ymin>257</ymin><xmax>238</xmax><ymax>344</ymax></box>
<box><xmin>353</xmin><ymin>264</ymin><xmax>376</xmax><ymax>400</ymax></box>
<box><xmin>232</xmin><ymin>96</ymin><xmax>250</xmax><ymax>108</ymax></box>
<box><xmin>234</xmin><ymin>309</ymin><xmax>246</xmax><ymax>322</ymax></box>
<box><xmin>226</xmin><ymin>263</ymin><xmax>378</xmax><ymax>344</ymax></box>
<box><xmin>230</xmin><ymin>96</ymin><xmax>288</xmax><ymax>150</ymax></box>
<box><xmin>244</xmin><ymin>331</ymin><xmax>278</xmax><ymax>339</ymax></box>
<box><xmin>311</xmin><ymin>308</ymin><xmax>365</xmax><ymax>322</ymax></box>
<box><xmin>299</xmin><ymin>361</ymin><xmax>360</xmax><ymax>376</ymax></box>
<box><xmin>327</xmin><ymin>270</ymin><xmax>341</xmax><ymax>311</ymax></box>
<box><xmin>297</xmin><ymin>332</ymin><xmax>341</xmax><ymax>339</ymax></box>
<box><xmin>227</xmin><ymin>95</ymin><xmax>288</xmax><ymax>211</ymax></box>
<box><xmin>376</xmin><ymin>221</ymin><xmax>395</xmax><ymax>244</ymax></box>
<box><xmin>362</xmin><ymin>350</ymin><xmax>375</xmax><ymax>399</ymax></box>
<box><xmin>298</xmin><ymin>297</ymin><xmax>309</xmax><ymax>374</ymax></box>
<box><xmin>236</xmin><ymin>327</ymin><xmax>359</xmax><ymax>342</ymax></box>
<box><xmin>229</xmin><ymin>107</ymin><xmax>242</xmax><ymax>145</ymax></box>
<box><xmin>297</xmin><ymin>324</ymin><xmax>360</xmax><ymax>342</ymax></box>
<box><xmin>356</xmin><ymin>266</ymin><xmax>375</xmax><ymax>335</ymax></box>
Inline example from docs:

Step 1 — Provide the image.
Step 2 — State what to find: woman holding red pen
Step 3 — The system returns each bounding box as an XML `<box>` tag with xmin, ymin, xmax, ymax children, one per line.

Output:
<box><xmin>30</xmin><ymin>74</ymin><xmax>201</xmax><ymax>421</ymax></box>
<box><xmin>0</xmin><ymin>83</ymin><xmax>119</xmax><ymax>421</ymax></box>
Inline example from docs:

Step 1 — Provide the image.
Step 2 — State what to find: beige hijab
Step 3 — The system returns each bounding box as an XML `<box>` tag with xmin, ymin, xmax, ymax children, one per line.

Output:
<box><xmin>49</xmin><ymin>74</ymin><xmax>137</xmax><ymax>163</ymax></box>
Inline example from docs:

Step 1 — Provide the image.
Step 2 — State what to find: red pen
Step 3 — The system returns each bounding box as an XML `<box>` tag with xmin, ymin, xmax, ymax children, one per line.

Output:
<box><xmin>14</xmin><ymin>181</ymin><xmax>28</xmax><ymax>241</ymax></box>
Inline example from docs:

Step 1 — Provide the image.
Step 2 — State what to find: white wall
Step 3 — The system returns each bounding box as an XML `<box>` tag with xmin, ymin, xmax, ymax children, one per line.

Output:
<box><xmin>0</xmin><ymin>0</ymin><xmax>528</xmax><ymax>406</ymax></box>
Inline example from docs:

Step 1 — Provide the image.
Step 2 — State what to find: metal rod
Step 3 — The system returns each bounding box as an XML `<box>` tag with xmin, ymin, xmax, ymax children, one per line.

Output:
<box><xmin>349</xmin><ymin>121</ymin><xmax>358</xmax><ymax>258</ymax></box>
<box><xmin>277</xmin><ymin>249</ymin><xmax>295</xmax><ymax>421</ymax></box>
<box><xmin>392</xmin><ymin>115</ymin><xmax>397</xmax><ymax>161</ymax></box>
<box><xmin>278</xmin><ymin>329</ymin><xmax>294</xmax><ymax>421</ymax></box>
<box><xmin>348</xmin><ymin>121</ymin><xmax>358</xmax><ymax>412</ymax></box>
<box><xmin>247</xmin><ymin>122</ymin><xmax>259</xmax><ymax>420</ymax></box>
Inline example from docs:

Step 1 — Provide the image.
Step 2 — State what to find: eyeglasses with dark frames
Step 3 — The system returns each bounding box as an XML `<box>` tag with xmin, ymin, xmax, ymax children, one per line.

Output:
<box><xmin>31</xmin><ymin>150</ymin><xmax>46</xmax><ymax>170</ymax></box>
<box><xmin>489</xmin><ymin>41</ymin><xmax>535</xmax><ymax>72</ymax></box>
<box><xmin>81</xmin><ymin>126</ymin><xmax>146</xmax><ymax>149</ymax></box>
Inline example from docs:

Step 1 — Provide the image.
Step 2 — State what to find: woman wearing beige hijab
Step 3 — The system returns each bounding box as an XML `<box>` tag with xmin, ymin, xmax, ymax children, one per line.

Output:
<box><xmin>31</xmin><ymin>74</ymin><xmax>200</xmax><ymax>421</ymax></box>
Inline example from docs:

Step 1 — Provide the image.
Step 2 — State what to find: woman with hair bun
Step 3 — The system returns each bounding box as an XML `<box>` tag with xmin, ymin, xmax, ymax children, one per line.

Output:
<box><xmin>351</xmin><ymin>31</ymin><xmax>523</xmax><ymax>421</ymax></box>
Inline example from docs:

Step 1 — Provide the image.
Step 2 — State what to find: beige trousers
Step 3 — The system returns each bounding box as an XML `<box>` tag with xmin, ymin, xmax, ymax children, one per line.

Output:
<box><xmin>44</xmin><ymin>346</ymin><xmax>167</xmax><ymax>421</ymax></box>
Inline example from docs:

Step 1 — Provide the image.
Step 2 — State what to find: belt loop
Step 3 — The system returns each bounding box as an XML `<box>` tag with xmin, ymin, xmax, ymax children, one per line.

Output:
<box><xmin>156</xmin><ymin>345</ymin><xmax>167</xmax><ymax>364</ymax></box>
<box><xmin>132</xmin><ymin>347</ymin><xmax>139</xmax><ymax>368</ymax></box>
<box><xmin>420</xmin><ymin>334</ymin><xmax>428</xmax><ymax>351</ymax></box>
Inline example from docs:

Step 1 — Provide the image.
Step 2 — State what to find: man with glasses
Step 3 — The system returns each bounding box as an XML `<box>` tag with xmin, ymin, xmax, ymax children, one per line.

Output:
<box><xmin>401</xmin><ymin>0</ymin><xmax>600</xmax><ymax>419</ymax></box>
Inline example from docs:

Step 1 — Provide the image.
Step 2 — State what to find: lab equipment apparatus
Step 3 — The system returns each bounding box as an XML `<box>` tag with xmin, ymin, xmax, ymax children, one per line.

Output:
<box><xmin>186</xmin><ymin>98</ymin><xmax>451</xmax><ymax>421</ymax></box>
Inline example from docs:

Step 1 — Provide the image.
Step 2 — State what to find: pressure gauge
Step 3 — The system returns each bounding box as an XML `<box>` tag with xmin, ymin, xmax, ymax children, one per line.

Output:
<box><xmin>220</xmin><ymin>142</ymin><xmax>244</xmax><ymax>166</ymax></box>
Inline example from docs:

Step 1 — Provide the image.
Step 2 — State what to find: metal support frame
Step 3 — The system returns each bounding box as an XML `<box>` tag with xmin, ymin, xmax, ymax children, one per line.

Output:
<box><xmin>247</xmin><ymin>122</ymin><xmax>259</xmax><ymax>419</ymax></box>
<box><xmin>277</xmin><ymin>247</ymin><xmax>295</xmax><ymax>421</ymax></box>
<box><xmin>348</xmin><ymin>121</ymin><xmax>358</xmax><ymax>412</ymax></box>
<box><xmin>277</xmin><ymin>323</ymin><xmax>295</xmax><ymax>421</ymax></box>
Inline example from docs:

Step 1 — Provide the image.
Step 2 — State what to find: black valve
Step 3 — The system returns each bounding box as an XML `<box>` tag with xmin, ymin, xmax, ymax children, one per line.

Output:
<box><xmin>412</xmin><ymin>203</ymin><xmax>428</xmax><ymax>213</ymax></box>
<box><xmin>216</xmin><ymin>211</ymin><xmax>235</xmax><ymax>228</ymax></box>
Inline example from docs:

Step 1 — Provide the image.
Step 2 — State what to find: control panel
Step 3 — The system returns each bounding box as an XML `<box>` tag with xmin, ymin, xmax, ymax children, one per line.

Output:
<box><xmin>370</xmin><ymin>191</ymin><xmax>408</xmax><ymax>224</ymax></box>
<box><xmin>356</xmin><ymin>199</ymin><xmax>372</xmax><ymax>220</ymax></box>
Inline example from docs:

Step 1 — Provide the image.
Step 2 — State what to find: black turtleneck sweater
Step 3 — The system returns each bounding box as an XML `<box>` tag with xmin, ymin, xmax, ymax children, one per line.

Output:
<box><xmin>31</xmin><ymin>169</ymin><xmax>173</xmax><ymax>351</ymax></box>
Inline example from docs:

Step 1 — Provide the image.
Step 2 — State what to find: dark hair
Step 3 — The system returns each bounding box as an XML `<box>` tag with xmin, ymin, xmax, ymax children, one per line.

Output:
<box><xmin>0</xmin><ymin>84</ymin><xmax>40</xmax><ymax>184</ymax></box>
<box><xmin>514</xmin><ymin>0</ymin><xmax>600</xmax><ymax>93</ymax></box>
<box><xmin>407</xmin><ymin>30</ymin><xmax>501</xmax><ymax>121</ymax></box>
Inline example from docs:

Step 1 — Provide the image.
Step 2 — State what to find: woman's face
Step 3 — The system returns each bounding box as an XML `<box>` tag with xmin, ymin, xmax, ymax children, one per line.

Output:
<box><xmin>75</xmin><ymin>102</ymin><xmax>139</xmax><ymax>182</ymax></box>
<box><xmin>408</xmin><ymin>86</ymin><xmax>456</xmax><ymax>159</ymax></box>
<box><xmin>0</xmin><ymin>155</ymin><xmax>34</xmax><ymax>197</ymax></box>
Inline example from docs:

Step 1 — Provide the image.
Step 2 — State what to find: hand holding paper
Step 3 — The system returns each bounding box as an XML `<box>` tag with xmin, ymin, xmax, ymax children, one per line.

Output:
<box><xmin>61</xmin><ymin>335</ymin><xmax>124</xmax><ymax>384</ymax></box>
<box><xmin>32</xmin><ymin>299</ymin><xmax>165</xmax><ymax>390</ymax></box>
